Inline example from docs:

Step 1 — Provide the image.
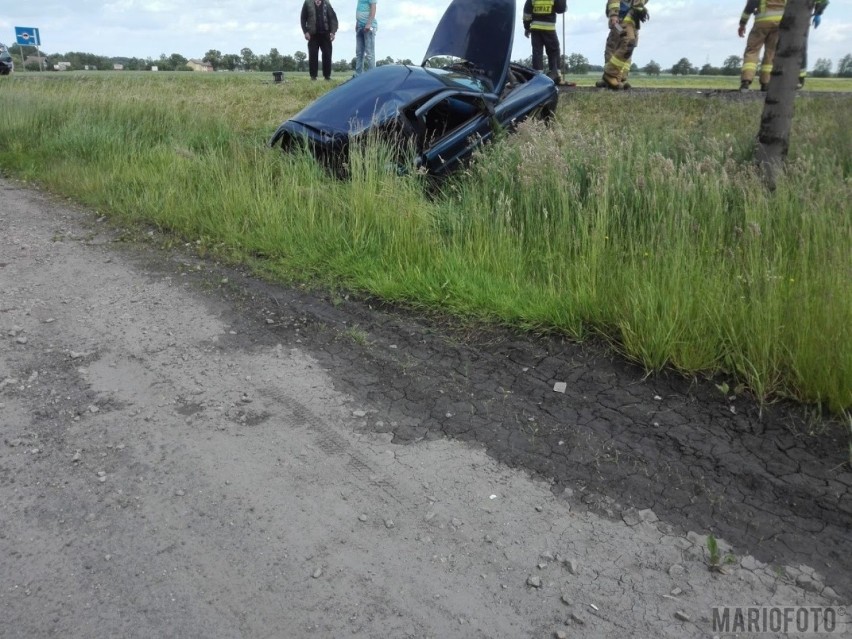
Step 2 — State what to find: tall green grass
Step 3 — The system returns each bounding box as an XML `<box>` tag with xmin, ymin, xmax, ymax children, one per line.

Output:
<box><xmin>0</xmin><ymin>72</ymin><xmax>849</xmax><ymax>413</ymax></box>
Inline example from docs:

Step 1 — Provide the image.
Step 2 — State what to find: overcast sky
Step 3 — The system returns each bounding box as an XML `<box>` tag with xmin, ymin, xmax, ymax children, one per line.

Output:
<box><xmin>3</xmin><ymin>0</ymin><xmax>851</xmax><ymax>71</ymax></box>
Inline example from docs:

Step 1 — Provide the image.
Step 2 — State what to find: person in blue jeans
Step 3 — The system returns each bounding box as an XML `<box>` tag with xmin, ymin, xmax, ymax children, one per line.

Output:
<box><xmin>354</xmin><ymin>0</ymin><xmax>377</xmax><ymax>75</ymax></box>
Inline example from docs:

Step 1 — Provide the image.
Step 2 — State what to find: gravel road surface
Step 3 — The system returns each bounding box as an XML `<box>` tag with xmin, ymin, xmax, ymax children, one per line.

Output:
<box><xmin>1</xmin><ymin>178</ymin><xmax>848</xmax><ymax>638</ymax></box>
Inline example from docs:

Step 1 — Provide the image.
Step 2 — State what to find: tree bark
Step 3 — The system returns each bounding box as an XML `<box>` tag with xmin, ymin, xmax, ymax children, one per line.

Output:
<box><xmin>754</xmin><ymin>0</ymin><xmax>812</xmax><ymax>190</ymax></box>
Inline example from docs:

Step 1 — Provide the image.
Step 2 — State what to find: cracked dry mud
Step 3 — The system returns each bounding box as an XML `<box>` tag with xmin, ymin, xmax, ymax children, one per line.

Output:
<box><xmin>1</xmin><ymin>177</ymin><xmax>849</xmax><ymax>638</ymax></box>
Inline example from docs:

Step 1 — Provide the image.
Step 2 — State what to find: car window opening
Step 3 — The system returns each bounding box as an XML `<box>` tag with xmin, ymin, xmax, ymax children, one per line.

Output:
<box><xmin>418</xmin><ymin>96</ymin><xmax>484</xmax><ymax>150</ymax></box>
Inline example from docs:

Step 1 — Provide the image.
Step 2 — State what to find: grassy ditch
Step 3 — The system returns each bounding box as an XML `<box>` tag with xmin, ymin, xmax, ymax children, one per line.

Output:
<box><xmin>0</xmin><ymin>72</ymin><xmax>849</xmax><ymax>413</ymax></box>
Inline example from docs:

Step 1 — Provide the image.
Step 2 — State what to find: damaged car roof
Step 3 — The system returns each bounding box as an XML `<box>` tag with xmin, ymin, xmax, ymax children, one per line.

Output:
<box><xmin>270</xmin><ymin>0</ymin><xmax>557</xmax><ymax>177</ymax></box>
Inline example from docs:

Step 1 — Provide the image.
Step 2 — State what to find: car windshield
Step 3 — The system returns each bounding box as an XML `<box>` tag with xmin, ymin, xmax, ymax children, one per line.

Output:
<box><xmin>422</xmin><ymin>65</ymin><xmax>492</xmax><ymax>93</ymax></box>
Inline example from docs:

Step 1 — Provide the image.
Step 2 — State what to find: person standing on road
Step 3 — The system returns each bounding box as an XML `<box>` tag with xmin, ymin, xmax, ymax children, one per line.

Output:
<box><xmin>798</xmin><ymin>0</ymin><xmax>829</xmax><ymax>88</ymax></box>
<box><xmin>354</xmin><ymin>0</ymin><xmax>377</xmax><ymax>76</ymax></box>
<box><xmin>522</xmin><ymin>0</ymin><xmax>567</xmax><ymax>85</ymax></box>
<box><xmin>302</xmin><ymin>0</ymin><xmax>339</xmax><ymax>81</ymax></box>
<box><xmin>737</xmin><ymin>0</ymin><xmax>785</xmax><ymax>92</ymax></box>
<box><xmin>596</xmin><ymin>0</ymin><xmax>649</xmax><ymax>90</ymax></box>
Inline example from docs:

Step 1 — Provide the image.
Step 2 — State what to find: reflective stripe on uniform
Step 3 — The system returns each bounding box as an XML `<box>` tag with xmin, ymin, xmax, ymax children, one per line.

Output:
<box><xmin>755</xmin><ymin>11</ymin><xmax>783</xmax><ymax>22</ymax></box>
<box><xmin>530</xmin><ymin>20</ymin><xmax>557</xmax><ymax>30</ymax></box>
<box><xmin>755</xmin><ymin>0</ymin><xmax>785</xmax><ymax>22</ymax></box>
<box><xmin>609</xmin><ymin>54</ymin><xmax>631</xmax><ymax>73</ymax></box>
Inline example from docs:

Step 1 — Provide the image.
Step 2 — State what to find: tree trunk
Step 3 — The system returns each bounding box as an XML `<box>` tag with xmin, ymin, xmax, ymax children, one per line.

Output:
<box><xmin>754</xmin><ymin>0</ymin><xmax>812</xmax><ymax>190</ymax></box>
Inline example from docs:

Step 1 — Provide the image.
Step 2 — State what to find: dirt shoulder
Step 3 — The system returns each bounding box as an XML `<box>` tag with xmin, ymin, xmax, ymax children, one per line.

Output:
<box><xmin>1</xmin><ymin>177</ymin><xmax>849</xmax><ymax>638</ymax></box>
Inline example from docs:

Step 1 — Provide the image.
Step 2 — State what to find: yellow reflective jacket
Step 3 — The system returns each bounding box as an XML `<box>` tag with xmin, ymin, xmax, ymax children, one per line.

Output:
<box><xmin>606</xmin><ymin>0</ymin><xmax>648</xmax><ymax>27</ymax></box>
<box><xmin>523</xmin><ymin>0</ymin><xmax>567</xmax><ymax>32</ymax></box>
<box><xmin>740</xmin><ymin>0</ymin><xmax>785</xmax><ymax>27</ymax></box>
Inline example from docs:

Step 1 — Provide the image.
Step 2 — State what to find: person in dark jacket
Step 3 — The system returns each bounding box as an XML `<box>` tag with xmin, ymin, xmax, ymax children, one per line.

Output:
<box><xmin>522</xmin><ymin>0</ymin><xmax>567</xmax><ymax>85</ymax></box>
<box><xmin>301</xmin><ymin>0</ymin><xmax>338</xmax><ymax>80</ymax></box>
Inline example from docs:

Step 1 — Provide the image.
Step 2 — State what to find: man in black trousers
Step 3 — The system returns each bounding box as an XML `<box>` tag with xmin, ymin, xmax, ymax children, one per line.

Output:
<box><xmin>302</xmin><ymin>0</ymin><xmax>339</xmax><ymax>80</ymax></box>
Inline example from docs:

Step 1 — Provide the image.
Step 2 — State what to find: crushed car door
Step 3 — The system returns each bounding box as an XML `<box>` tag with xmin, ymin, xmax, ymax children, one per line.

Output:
<box><xmin>410</xmin><ymin>91</ymin><xmax>497</xmax><ymax>174</ymax></box>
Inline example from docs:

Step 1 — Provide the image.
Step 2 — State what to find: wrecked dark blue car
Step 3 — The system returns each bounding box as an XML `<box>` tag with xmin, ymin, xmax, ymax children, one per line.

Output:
<box><xmin>0</xmin><ymin>43</ymin><xmax>14</xmax><ymax>76</ymax></box>
<box><xmin>269</xmin><ymin>0</ymin><xmax>558</xmax><ymax>176</ymax></box>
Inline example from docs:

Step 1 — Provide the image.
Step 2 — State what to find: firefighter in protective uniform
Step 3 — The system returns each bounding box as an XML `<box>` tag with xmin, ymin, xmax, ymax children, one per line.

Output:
<box><xmin>799</xmin><ymin>0</ymin><xmax>829</xmax><ymax>88</ymax></box>
<box><xmin>738</xmin><ymin>0</ymin><xmax>785</xmax><ymax>92</ymax></box>
<box><xmin>522</xmin><ymin>0</ymin><xmax>567</xmax><ymax>85</ymax></box>
<box><xmin>597</xmin><ymin>0</ymin><xmax>649</xmax><ymax>90</ymax></box>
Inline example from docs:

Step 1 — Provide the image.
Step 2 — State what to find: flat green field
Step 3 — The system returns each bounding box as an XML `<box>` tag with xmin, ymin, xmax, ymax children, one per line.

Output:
<box><xmin>1</xmin><ymin>71</ymin><xmax>849</xmax><ymax>413</ymax></box>
<box><xmin>562</xmin><ymin>73</ymin><xmax>852</xmax><ymax>91</ymax></box>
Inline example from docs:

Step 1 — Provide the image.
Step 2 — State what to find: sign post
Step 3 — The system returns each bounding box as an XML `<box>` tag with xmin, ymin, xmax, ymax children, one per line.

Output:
<box><xmin>14</xmin><ymin>26</ymin><xmax>42</xmax><ymax>71</ymax></box>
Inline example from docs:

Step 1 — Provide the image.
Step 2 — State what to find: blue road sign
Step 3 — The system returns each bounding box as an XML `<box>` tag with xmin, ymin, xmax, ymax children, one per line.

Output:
<box><xmin>15</xmin><ymin>27</ymin><xmax>41</xmax><ymax>47</ymax></box>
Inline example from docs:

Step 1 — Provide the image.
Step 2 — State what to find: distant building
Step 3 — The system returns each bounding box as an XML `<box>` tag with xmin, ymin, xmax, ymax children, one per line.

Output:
<box><xmin>113</xmin><ymin>63</ymin><xmax>124</xmax><ymax>70</ymax></box>
<box><xmin>55</xmin><ymin>61</ymin><xmax>71</xmax><ymax>71</ymax></box>
<box><xmin>187</xmin><ymin>59</ymin><xmax>214</xmax><ymax>72</ymax></box>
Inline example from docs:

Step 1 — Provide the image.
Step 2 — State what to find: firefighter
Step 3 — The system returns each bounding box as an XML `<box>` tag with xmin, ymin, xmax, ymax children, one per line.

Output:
<box><xmin>596</xmin><ymin>0</ymin><xmax>649</xmax><ymax>90</ymax></box>
<box><xmin>522</xmin><ymin>0</ymin><xmax>567</xmax><ymax>85</ymax></box>
<box><xmin>799</xmin><ymin>0</ymin><xmax>829</xmax><ymax>88</ymax></box>
<box><xmin>737</xmin><ymin>0</ymin><xmax>785</xmax><ymax>92</ymax></box>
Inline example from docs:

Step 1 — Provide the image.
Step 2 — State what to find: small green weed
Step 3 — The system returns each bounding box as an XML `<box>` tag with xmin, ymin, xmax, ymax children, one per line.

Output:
<box><xmin>706</xmin><ymin>534</ymin><xmax>736</xmax><ymax>573</ymax></box>
<box><xmin>343</xmin><ymin>325</ymin><xmax>369</xmax><ymax>346</ymax></box>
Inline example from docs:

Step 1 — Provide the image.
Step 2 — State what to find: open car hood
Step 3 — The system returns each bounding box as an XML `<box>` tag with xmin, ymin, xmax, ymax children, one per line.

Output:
<box><xmin>422</xmin><ymin>0</ymin><xmax>515</xmax><ymax>93</ymax></box>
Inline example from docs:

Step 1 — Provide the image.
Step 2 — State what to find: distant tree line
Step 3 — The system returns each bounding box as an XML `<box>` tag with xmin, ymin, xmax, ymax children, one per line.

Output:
<box><xmin>656</xmin><ymin>54</ymin><xmax>850</xmax><ymax>77</ymax></box>
<box><xmin>202</xmin><ymin>48</ymin><xmax>414</xmax><ymax>73</ymax></box>
<box><xmin>6</xmin><ymin>42</ymin><xmax>852</xmax><ymax>78</ymax></box>
<box><xmin>4</xmin><ymin>43</ymin><xmax>415</xmax><ymax>73</ymax></box>
<box><xmin>517</xmin><ymin>51</ymin><xmax>852</xmax><ymax>78</ymax></box>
